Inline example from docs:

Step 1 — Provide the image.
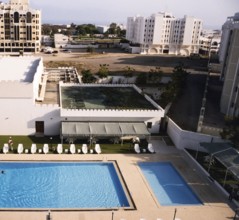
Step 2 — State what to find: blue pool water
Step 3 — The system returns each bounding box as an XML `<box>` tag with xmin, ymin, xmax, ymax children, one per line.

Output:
<box><xmin>0</xmin><ymin>162</ymin><xmax>130</xmax><ymax>209</ymax></box>
<box><xmin>139</xmin><ymin>162</ymin><xmax>202</xmax><ymax>206</ymax></box>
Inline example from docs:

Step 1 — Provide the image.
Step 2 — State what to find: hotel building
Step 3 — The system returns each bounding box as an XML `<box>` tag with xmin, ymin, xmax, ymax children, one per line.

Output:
<box><xmin>126</xmin><ymin>12</ymin><xmax>202</xmax><ymax>56</ymax></box>
<box><xmin>219</xmin><ymin>12</ymin><xmax>239</xmax><ymax>118</ymax></box>
<box><xmin>0</xmin><ymin>0</ymin><xmax>41</xmax><ymax>54</ymax></box>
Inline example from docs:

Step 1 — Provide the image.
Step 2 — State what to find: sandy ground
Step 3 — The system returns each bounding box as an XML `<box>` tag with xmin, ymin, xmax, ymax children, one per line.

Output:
<box><xmin>40</xmin><ymin>49</ymin><xmax>208</xmax><ymax>74</ymax></box>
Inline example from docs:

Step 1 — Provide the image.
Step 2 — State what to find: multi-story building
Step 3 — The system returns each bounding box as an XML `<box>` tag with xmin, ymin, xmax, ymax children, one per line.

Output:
<box><xmin>199</xmin><ymin>29</ymin><xmax>221</xmax><ymax>56</ymax></box>
<box><xmin>219</xmin><ymin>12</ymin><xmax>239</xmax><ymax>118</ymax></box>
<box><xmin>126</xmin><ymin>12</ymin><xmax>202</xmax><ymax>56</ymax></box>
<box><xmin>0</xmin><ymin>0</ymin><xmax>41</xmax><ymax>54</ymax></box>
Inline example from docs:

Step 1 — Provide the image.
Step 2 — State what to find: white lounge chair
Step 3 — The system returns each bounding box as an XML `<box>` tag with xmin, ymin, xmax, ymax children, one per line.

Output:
<box><xmin>147</xmin><ymin>143</ymin><xmax>155</xmax><ymax>153</ymax></box>
<box><xmin>95</xmin><ymin>144</ymin><xmax>101</xmax><ymax>154</ymax></box>
<box><xmin>134</xmin><ymin>143</ymin><xmax>140</xmax><ymax>153</ymax></box>
<box><xmin>31</xmin><ymin>144</ymin><xmax>37</xmax><ymax>154</ymax></box>
<box><xmin>70</xmin><ymin>144</ymin><xmax>76</xmax><ymax>154</ymax></box>
<box><xmin>57</xmin><ymin>144</ymin><xmax>63</xmax><ymax>154</ymax></box>
<box><xmin>17</xmin><ymin>143</ymin><xmax>24</xmax><ymax>154</ymax></box>
<box><xmin>82</xmin><ymin>144</ymin><xmax>88</xmax><ymax>154</ymax></box>
<box><xmin>3</xmin><ymin>143</ymin><xmax>9</xmax><ymax>154</ymax></box>
<box><xmin>43</xmin><ymin>144</ymin><xmax>49</xmax><ymax>154</ymax></box>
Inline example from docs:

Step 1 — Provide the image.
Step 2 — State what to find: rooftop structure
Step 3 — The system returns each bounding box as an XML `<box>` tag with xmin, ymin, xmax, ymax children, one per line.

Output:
<box><xmin>60</xmin><ymin>85</ymin><xmax>158</xmax><ymax>110</ymax></box>
<box><xmin>126</xmin><ymin>12</ymin><xmax>202</xmax><ymax>56</ymax></box>
<box><xmin>0</xmin><ymin>58</ymin><xmax>164</xmax><ymax>136</ymax></box>
<box><xmin>0</xmin><ymin>56</ymin><xmax>42</xmax><ymax>99</ymax></box>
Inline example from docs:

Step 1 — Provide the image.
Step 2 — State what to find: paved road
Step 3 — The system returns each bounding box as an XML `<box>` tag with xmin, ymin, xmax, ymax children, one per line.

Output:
<box><xmin>168</xmin><ymin>72</ymin><xmax>208</xmax><ymax>131</ymax></box>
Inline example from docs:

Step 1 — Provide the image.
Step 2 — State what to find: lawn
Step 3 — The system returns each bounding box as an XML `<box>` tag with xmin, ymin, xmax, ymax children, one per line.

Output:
<box><xmin>0</xmin><ymin>136</ymin><xmax>148</xmax><ymax>154</ymax></box>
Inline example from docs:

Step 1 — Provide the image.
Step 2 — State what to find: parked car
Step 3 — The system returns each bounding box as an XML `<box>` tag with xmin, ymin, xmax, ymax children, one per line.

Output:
<box><xmin>188</xmin><ymin>53</ymin><xmax>201</xmax><ymax>59</ymax></box>
<box><xmin>62</xmin><ymin>49</ymin><xmax>71</xmax><ymax>53</ymax></box>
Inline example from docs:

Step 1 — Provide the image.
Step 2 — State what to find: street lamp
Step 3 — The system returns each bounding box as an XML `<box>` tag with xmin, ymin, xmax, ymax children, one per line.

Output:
<box><xmin>50</xmin><ymin>137</ymin><xmax>53</xmax><ymax>151</ymax></box>
<box><xmin>111</xmin><ymin>210</ymin><xmax>114</xmax><ymax>220</ymax></box>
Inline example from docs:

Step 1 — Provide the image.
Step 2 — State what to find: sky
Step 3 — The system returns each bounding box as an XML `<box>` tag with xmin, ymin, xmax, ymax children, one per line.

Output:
<box><xmin>6</xmin><ymin>0</ymin><xmax>239</xmax><ymax>29</ymax></box>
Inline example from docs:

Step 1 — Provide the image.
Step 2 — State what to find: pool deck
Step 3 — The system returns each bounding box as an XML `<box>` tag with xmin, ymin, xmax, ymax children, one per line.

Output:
<box><xmin>0</xmin><ymin>138</ymin><xmax>236</xmax><ymax>220</ymax></box>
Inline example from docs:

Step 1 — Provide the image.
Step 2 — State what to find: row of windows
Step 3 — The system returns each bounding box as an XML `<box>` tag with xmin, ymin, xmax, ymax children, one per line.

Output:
<box><xmin>144</xmin><ymin>39</ymin><xmax>153</xmax><ymax>42</ymax></box>
<box><xmin>0</xmin><ymin>31</ymin><xmax>39</xmax><ymax>35</ymax></box>
<box><xmin>0</xmin><ymin>37</ymin><xmax>39</xmax><ymax>40</ymax></box>
<box><xmin>145</xmin><ymin>19</ymin><xmax>154</xmax><ymax>23</ymax></box>
<box><xmin>0</xmin><ymin>42</ymin><xmax>38</xmax><ymax>47</ymax></box>
<box><xmin>144</xmin><ymin>34</ymin><xmax>154</xmax><ymax>37</ymax></box>
<box><xmin>0</xmin><ymin>25</ymin><xmax>39</xmax><ymax>29</ymax></box>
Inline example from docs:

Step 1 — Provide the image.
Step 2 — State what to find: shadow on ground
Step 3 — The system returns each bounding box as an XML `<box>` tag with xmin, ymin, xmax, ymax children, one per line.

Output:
<box><xmin>168</xmin><ymin>73</ymin><xmax>207</xmax><ymax>131</ymax></box>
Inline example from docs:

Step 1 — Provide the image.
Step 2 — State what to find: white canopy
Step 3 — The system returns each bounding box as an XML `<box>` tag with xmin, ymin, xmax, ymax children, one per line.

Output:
<box><xmin>61</xmin><ymin>122</ymin><xmax>150</xmax><ymax>138</ymax></box>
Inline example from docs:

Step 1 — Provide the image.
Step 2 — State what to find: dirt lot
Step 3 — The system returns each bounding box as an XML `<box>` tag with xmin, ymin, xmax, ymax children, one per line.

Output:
<box><xmin>41</xmin><ymin>48</ymin><xmax>208</xmax><ymax>74</ymax></box>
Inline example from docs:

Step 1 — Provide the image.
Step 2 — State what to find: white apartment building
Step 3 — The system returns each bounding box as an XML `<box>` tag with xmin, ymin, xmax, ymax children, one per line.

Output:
<box><xmin>54</xmin><ymin>34</ymin><xmax>69</xmax><ymax>48</ymax></box>
<box><xmin>0</xmin><ymin>0</ymin><xmax>41</xmax><ymax>54</ymax></box>
<box><xmin>126</xmin><ymin>12</ymin><xmax>202</xmax><ymax>56</ymax></box>
<box><xmin>219</xmin><ymin>12</ymin><xmax>239</xmax><ymax>118</ymax></box>
<box><xmin>199</xmin><ymin>30</ymin><xmax>221</xmax><ymax>56</ymax></box>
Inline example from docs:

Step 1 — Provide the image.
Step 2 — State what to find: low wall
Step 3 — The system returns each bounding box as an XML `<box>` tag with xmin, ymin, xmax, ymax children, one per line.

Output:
<box><xmin>167</xmin><ymin>118</ymin><xmax>226</xmax><ymax>151</ymax></box>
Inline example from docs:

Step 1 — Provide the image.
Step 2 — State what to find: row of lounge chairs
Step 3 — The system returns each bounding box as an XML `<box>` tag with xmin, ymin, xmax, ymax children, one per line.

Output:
<box><xmin>2</xmin><ymin>143</ymin><xmax>102</xmax><ymax>154</ymax></box>
<box><xmin>134</xmin><ymin>143</ymin><xmax>155</xmax><ymax>154</ymax></box>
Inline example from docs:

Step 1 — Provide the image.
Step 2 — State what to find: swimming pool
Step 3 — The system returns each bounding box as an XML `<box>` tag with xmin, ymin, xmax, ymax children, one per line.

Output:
<box><xmin>139</xmin><ymin>162</ymin><xmax>202</xmax><ymax>206</ymax></box>
<box><xmin>0</xmin><ymin>162</ymin><xmax>131</xmax><ymax>209</ymax></box>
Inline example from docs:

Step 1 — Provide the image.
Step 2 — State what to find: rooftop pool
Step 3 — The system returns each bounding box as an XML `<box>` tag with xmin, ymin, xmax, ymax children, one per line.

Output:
<box><xmin>0</xmin><ymin>162</ymin><xmax>132</xmax><ymax>209</ymax></box>
<box><xmin>139</xmin><ymin>162</ymin><xmax>202</xmax><ymax>206</ymax></box>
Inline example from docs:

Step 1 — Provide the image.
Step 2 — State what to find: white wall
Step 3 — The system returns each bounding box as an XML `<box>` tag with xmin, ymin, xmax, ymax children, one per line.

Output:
<box><xmin>167</xmin><ymin>118</ymin><xmax>227</xmax><ymax>150</ymax></box>
<box><xmin>153</xmin><ymin>14</ymin><xmax>164</xmax><ymax>45</ymax></box>
<box><xmin>0</xmin><ymin>98</ymin><xmax>60</xmax><ymax>135</ymax></box>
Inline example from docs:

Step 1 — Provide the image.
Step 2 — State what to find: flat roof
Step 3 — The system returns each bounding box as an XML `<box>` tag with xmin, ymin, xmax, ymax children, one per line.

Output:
<box><xmin>61</xmin><ymin>85</ymin><xmax>158</xmax><ymax>110</ymax></box>
<box><xmin>0</xmin><ymin>57</ymin><xmax>41</xmax><ymax>98</ymax></box>
<box><xmin>0</xmin><ymin>57</ymin><xmax>41</xmax><ymax>82</ymax></box>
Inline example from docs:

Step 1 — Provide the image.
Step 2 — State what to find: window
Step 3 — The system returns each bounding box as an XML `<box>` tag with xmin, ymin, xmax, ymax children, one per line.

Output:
<box><xmin>14</xmin><ymin>12</ymin><xmax>19</xmax><ymax>23</ymax></box>
<box><xmin>26</xmin><ymin>12</ymin><xmax>32</xmax><ymax>23</ymax></box>
<box><xmin>147</xmin><ymin>122</ymin><xmax>152</xmax><ymax>129</ymax></box>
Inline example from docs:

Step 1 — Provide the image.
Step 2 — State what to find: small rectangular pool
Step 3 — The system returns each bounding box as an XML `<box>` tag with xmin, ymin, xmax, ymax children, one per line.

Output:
<box><xmin>0</xmin><ymin>162</ymin><xmax>131</xmax><ymax>209</ymax></box>
<box><xmin>139</xmin><ymin>162</ymin><xmax>202</xmax><ymax>206</ymax></box>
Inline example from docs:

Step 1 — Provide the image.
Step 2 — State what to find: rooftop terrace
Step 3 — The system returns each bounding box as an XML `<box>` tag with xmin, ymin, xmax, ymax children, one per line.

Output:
<box><xmin>60</xmin><ymin>85</ymin><xmax>158</xmax><ymax>110</ymax></box>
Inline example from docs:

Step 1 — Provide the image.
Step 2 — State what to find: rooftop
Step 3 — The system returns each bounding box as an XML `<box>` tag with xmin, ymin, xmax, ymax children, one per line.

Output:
<box><xmin>0</xmin><ymin>57</ymin><xmax>40</xmax><ymax>82</ymax></box>
<box><xmin>0</xmin><ymin>56</ymin><xmax>41</xmax><ymax>98</ymax></box>
<box><xmin>60</xmin><ymin>85</ymin><xmax>159</xmax><ymax>110</ymax></box>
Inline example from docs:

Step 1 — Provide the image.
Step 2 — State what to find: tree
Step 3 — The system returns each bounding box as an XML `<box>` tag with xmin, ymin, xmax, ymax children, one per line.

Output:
<box><xmin>220</xmin><ymin>117</ymin><xmax>239</xmax><ymax>148</ymax></box>
<box><xmin>98</xmin><ymin>64</ymin><xmax>109</xmax><ymax>78</ymax></box>
<box><xmin>76</xmin><ymin>24</ymin><xmax>99</xmax><ymax>36</ymax></box>
<box><xmin>136</xmin><ymin>73</ymin><xmax>147</xmax><ymax>85</ymax></box>
<box><xmin>160</xmin><ymin>64</ymin><xmax>189</xmax><ymax>106</ymax></box>
<box><xmin>81</xmin><ymin>69</ymin><xmax>96</xmax><ymax>83</ymax></box>
<box><xmin>86</xmin><ymin>47</ymin><xmax>95</xmax><ymax>53</ymax></box>
<box><xmin>124</xmin><ymin>66</ymin><xmax>135</xmax><ymax>78</ymax></box>
<box><xmin>148</xmin><ymin>67</ymin><xmax>162</xmax><ymax>83</ymax></box>
<box><xmin>106</xmin><ymin>23</ymin><xmax>124</xmax><ymax>37</ymax></box>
